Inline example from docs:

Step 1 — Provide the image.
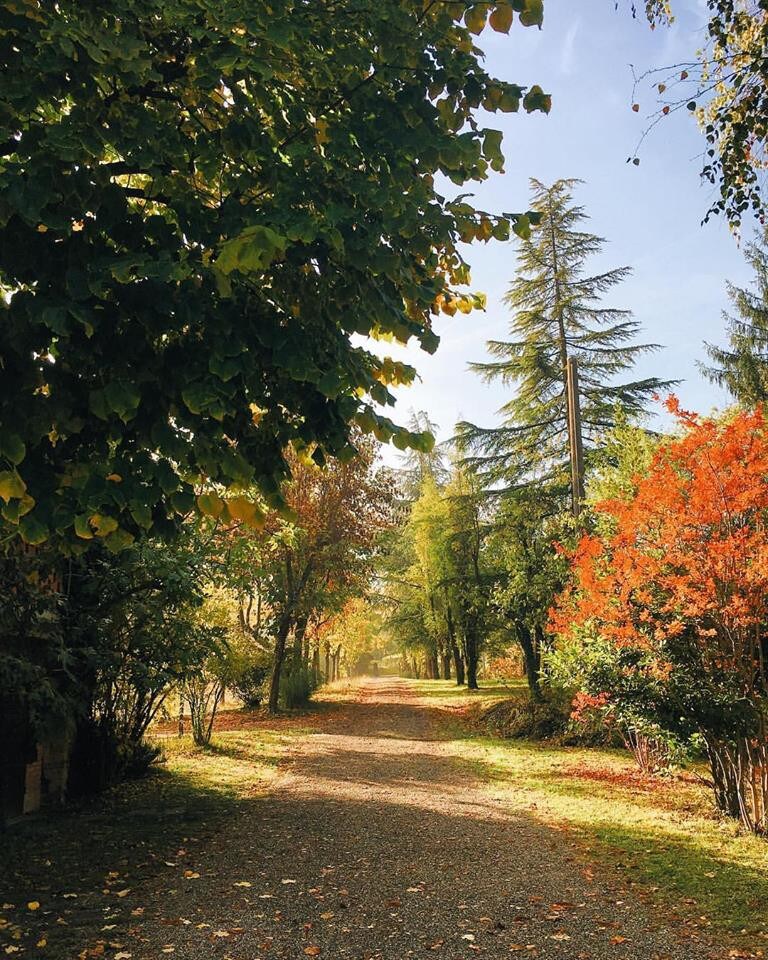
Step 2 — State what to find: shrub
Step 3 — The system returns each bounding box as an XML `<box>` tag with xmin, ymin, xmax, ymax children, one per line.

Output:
<box><xmin>280</xmin><ymin>666</ymin><xmax>316</xmax><ymax>710</ymax></box>
<box><xmin>481</xmin><ymin>698</ymin><xmax>569</xmax><ymax>741</ymax></box>
<box><xmin>230</xmin><ymin>660</ymin><xmax>271</xmax><ymax>710</ymax></box>
<box><xmin>552</xmin><ymin>402</ymin><xmax>768</xmax><ymax>831</ymax></box>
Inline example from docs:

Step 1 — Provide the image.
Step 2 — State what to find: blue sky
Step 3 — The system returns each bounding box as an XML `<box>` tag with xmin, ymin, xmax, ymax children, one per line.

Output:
<box><xmin>376</xmin><ymin>0</ymin><xmax>757</xmax><ymax>459</ymax></box>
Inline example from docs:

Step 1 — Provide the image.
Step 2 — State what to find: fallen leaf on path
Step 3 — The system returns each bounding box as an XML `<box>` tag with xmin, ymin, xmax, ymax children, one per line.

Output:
<box><xmin>319</xmin><ymin>912</ymin><xmax>334</xmax><ymax>920</ymax></box>
<box><xmin>183</xmin><ymin>871</ymin><xmax>199</xmax><ymax>879</ymax></box>
<box><xmin>551</xmin><ymin>932</ymin><xmax>571</xmax><ymax>941</ymax></box>
<box><xmin>27</xmin><ymin>902</ymin><xmax>40</xmax><ymax>911</ymax></box>
<box><xmin>234</xmin><ymin>882</ymin><xmax>252</xmax><ymax>887</ymax></box>
<box><xmin>303</xmin><ymin>947</ymin><xmax>321</xmax><ymax>956</ymax></box>
<box><xmin>610</xmin><ymin>936</ymin><xmax>628</xmax><ymax>945</ymax></box>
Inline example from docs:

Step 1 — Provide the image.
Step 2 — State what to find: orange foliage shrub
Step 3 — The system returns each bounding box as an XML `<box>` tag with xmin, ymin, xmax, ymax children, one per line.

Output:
<box><xmin>552</xmin><ymin>400</ymin><xmax>768</xmax><ymax>832</ymax></box>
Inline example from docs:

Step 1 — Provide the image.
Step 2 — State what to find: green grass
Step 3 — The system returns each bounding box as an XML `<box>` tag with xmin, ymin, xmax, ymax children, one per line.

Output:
<box><xmin>152</xmin><ymin>727</ymin><xmax>304</xmax><ymax>800</ymax></box>
<box><xmin>409</xmin><ymin>677</ymin><xmax>526</xmax><ymax>702</ymax></box>
<box><xmin>451</xmin><ymin>733</ymin><xmax>768</xmax><ymax>946</ymax></box>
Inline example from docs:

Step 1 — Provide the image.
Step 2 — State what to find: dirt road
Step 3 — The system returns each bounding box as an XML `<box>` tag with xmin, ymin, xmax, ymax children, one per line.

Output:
<box><xmin>122</xmin><ymin>677</ymin><xmax>714</xmax><ymax>960</ymax></box>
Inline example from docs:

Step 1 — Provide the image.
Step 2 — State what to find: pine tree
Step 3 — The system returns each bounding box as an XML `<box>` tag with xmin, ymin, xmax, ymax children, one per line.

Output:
<box><xmin>458</xmin><ymin>179</ymin><xmax>671</xmax><ymax>504</ymax></box>
<box><xmin>398</xmin><ymin>411</ymin><xmax>448</xmax><ymax>499</ymax></box>
<box><xmin>704</xmin><ymin>228</ymin><xmax>768</xmax><ymax>405</ymax></box>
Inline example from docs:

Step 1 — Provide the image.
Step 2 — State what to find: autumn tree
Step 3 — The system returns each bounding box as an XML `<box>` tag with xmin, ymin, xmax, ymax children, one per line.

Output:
<box><xmin>250</xmin><ymin>436</ymin><xmax>394</xmax><ymax>712</ymax></box>
<box><xmin>704</xmin><ymin>227</ymin><xmax>768</xmax><ymax>404</ymax></box>
<box><xmin>0</xmin><ymin>0</ymin><xmax>549</xmax><ymax>550</ymax></box>
<box><xmin>552</xmin><ymin>401</ymin><xmax>768</xmax><ymax>833</ymax></box>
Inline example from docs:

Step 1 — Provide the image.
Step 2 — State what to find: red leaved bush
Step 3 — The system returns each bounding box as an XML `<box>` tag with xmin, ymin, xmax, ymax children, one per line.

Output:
<box><xmin>552</xmin><ymin>400</ymin><xmax>768</xmax><ymax>832</ymax></box>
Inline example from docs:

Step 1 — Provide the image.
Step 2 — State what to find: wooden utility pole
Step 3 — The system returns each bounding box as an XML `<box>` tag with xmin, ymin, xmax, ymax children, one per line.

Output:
<box><xmin>566</xmin><ymin>356</ymin><xmax>585</xmax><ymax>516</ymax></box>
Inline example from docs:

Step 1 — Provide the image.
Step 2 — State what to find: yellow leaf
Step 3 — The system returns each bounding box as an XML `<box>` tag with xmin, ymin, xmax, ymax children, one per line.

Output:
<box><xmin>106</xmin><ymin>473</ymin><xmax>122</xmax><ymax>483</ymax></box>
<box><xmin>0</xmin><ymin>471</ymin><xmax>26</xmax><ymax>503</ymax></box>
<box><xmin>226</xmin><ymin>496</ymin><xmax>264</xmax><ymax>529</ymax></box>
<box><xmin>196</xmin><ymin>494</ymin><xmax>224</xmax><ymax>519</ymax></box>
<box><xmin>89</xmin><ymin>514</ymin><xmax>118</xmax><ymax>537</ymax></box>
<box><xmin>27</xmin><ymin>901</ymin><xmax>40</xmax><ymax>911</ymax></box>
<box><xmin>489</xmin><ymin>2</ymin><xmax>513</xmax><ymax>32</ymax></box>
<box><xmin>464</xmin><ymin>3</ymin><xmax>487</xmax><ymax>34</ymax></box>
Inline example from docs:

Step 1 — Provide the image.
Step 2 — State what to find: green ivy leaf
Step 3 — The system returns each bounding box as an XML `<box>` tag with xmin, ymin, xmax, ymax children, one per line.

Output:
<box><xmin>0</xmin><ymin>431</ymin><xmax>26</xmax><ymax>466</ymax></box>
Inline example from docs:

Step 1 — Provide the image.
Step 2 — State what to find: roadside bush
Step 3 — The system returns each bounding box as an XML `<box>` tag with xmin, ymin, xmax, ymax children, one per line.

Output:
<box><xmin>552</xmin><ymin>403</ymin><xmax>768</xmax><ymax>832</ymax></box>
<box><xmin>280</xmin><ymin>666</ymin><xmax>316</xmax><ymax>709</ymax></box>
<box><xmin>481</xmin><ymin>698</ymin><xmax>568</xmax><ymax>741</ymax></box>
<box><xmin>230</xmin><ymin>659</ymin><xmax>271</xmax><ymax>710</ymax></box>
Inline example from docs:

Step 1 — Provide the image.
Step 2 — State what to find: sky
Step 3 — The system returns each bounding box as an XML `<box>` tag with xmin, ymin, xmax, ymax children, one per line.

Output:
<box><xmin>374</xmin><ymin>0</ymin><xmax>757</xmax><ymax>462</ymax></box>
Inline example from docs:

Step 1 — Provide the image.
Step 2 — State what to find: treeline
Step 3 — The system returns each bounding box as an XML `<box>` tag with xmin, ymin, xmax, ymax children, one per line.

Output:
<box><xmin>382</xmin><ymin>184</ymin><xmax>768</xmax><ymax>837</ymax></box>
<box><xmin>381</xmin><ymin>178</ymin><xmax>668</xmax><ymax>695</ymax></box>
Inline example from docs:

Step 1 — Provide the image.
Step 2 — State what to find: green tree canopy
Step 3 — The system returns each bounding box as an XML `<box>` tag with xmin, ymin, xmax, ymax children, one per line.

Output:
<box><xmin>704</xmin><ymin>227</ymin><xmax>768</xmax><ymax>405</ymax></box>
<box><xmin>0</xmin><ymin>0</ymin><xmax>549</xmax><ymax>550</ymax></box>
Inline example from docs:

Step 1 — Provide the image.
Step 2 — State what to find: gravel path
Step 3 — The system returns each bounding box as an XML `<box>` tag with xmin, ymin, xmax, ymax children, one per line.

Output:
<box><xmin>123</xmin><ymin>677</ymin><xmax>717</xmax><ymax>960</ymax></box>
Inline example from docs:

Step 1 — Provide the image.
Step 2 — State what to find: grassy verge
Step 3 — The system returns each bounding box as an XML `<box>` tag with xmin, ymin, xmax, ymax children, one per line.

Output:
<box><xmin>408</xmin><ymin>677</ymin><xmax>526</xmax><ymax>705</ymax></box>
<box><xmin>447</xmin><ymin>718</ymin><xmax>768</xmax><ymax>950</ymax></box>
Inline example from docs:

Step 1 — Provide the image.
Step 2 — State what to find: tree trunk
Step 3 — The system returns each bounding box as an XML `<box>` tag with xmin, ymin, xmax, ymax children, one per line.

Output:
<box><xmin>441</xmin><ymin>652</ymin><xmax>452</xmax><ymax>680</ymax></box>
<box><xmin>324</xmin><ymin>642</ymin><xmax>331</xmax><ymax>683</ymax></box>
<box><xmin>429</xmin><ymin>652</ymin><xmax>439</xmax><ymax>680</ymax></box>
<box><xmin>312</xmin><ymin>645</ymin><xmax>321</xmax><ymax>685</ymax></box>
<box><xmin>446</xmin><ymin>604</ymin><xmax>464</xmax><ymax>685</ymax></box>
<box><xmin>452</xmin><ymin>645</ymin><xmax>465</xmax><ymax>685</ymax></box>
<box><xmin>268</xmin><ymin>612</ymin><xmax>293</xmax><ymax>714</ymax></box>
<box><xmin>465</xmin><ymin>628</ymin><xmax>479</xmax><ymax>690</ymax></box>
<box><xmin>518</xmin><ymin>623</ymin><xmax>543</xmax><ymax>701</ymax></box>
<box><xmin>291</xmin><ymin>613</ymin><xmax>308</xmax><ymax>674</ymax></box>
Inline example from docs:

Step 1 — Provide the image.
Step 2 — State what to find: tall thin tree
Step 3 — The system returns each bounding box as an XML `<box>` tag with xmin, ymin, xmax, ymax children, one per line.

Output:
<box><xmin>458</xmin><ymin>178</ymin><xmax>671</xmax><ymax>506</ymax></box>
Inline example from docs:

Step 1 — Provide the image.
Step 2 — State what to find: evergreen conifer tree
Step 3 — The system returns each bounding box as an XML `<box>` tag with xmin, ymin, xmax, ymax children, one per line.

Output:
<box><xmin>704</xmin><ymin>228</ymin><xmax>768</xmax><ymax>405</ymax></box>
<box><xmin>458</xmin><ymin>179</ymin><xmax>671</xmax><ymax>502</ymax></box>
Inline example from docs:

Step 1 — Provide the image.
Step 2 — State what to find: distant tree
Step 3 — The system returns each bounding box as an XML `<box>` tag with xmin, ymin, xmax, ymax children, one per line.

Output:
<box><xmin>256</xmin><ymin>436</ymin><xmax>394</xmax><ymax>712</ymax></box>
<box><xmin>398</xmin><ymin>412</ymin><xmax>448</xmax><ymax>500</ymax></box>
<box><xmin>457</xmin><ymin>179</ymin><xmax>669</xmax><ymax>508</ymax></box>
<box><xmin>488</xmin><ymin>491</ymin><xmax>570</xmax><ymax>700</ymax></box>
<box><xmin>0</xmin><ymin>0</ymin><xmax>548</xmax><ymax>549</ymax></box>
<box><xmin>443</xmin><ymin>463</ymin><xmax>491</xmax><ymax>690</ymax></box>
<box><xmin>704</xmin><ymin>228</ymin><xmax>768</xmax><ymax>404</ymax></box>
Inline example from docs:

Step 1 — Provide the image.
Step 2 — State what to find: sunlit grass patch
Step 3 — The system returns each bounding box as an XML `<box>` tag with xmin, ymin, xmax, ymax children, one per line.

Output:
<box><xmin>153</xmin><ymin>727</ymin><xmax>304</xmax><ymax>800</ymax></box>
<box><xmin>455</xmin><ymin>734</ymin><xmax>768</xmax><ymax>944</ymax></box>
<box><xmin>409</xmin><ymin>677</ymin><xmax>525</xmax><ymax>704</ymax></box>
